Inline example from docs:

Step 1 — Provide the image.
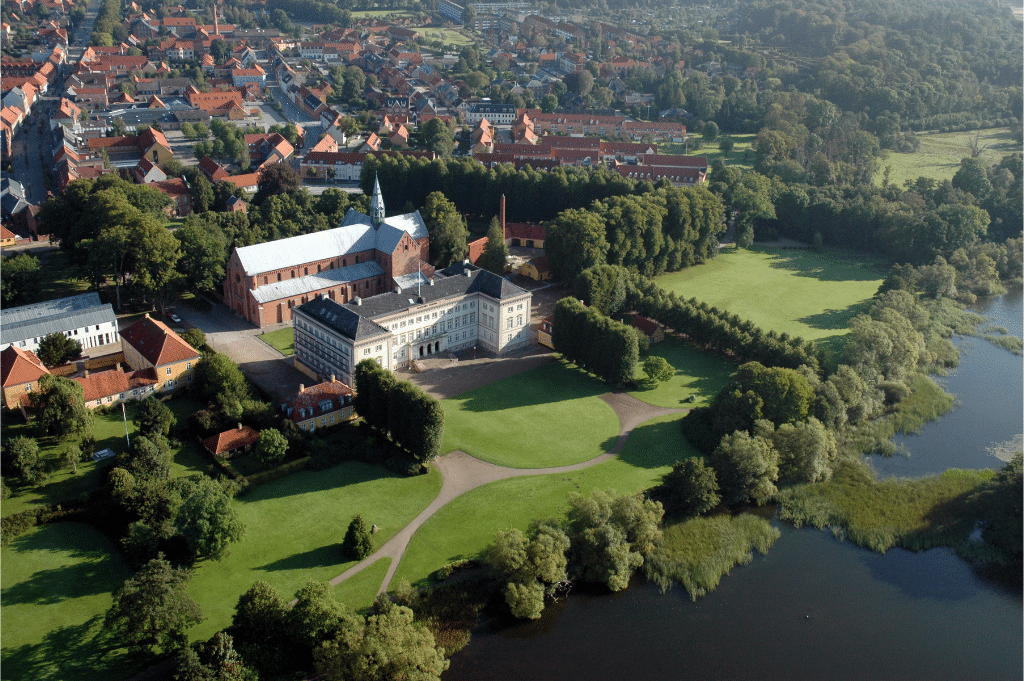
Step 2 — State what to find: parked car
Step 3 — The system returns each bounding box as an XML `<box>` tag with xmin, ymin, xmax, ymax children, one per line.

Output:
<box><xmin>166</xmin><ymin>311</ymin><xmax>182</xmax><ymax>324</ymax></box>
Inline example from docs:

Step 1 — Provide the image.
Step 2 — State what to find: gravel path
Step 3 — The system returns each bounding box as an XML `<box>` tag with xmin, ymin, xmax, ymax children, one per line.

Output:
<box><xmin>327</xmin><ymin>392</ymin><xmax>688</xmax><ymax>595</ymax></box>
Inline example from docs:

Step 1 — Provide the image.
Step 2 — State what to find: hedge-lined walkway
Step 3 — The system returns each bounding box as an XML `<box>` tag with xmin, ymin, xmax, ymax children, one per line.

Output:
<box><xmin>327</xmin><ymin>391</ymin><xmax>688</xmax><ymax>595</ymax></box>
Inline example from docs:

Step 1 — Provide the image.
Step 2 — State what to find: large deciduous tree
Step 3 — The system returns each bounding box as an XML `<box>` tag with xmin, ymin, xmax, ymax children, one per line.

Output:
<box><xmin>32</xmin><ymin>375</ymin><xmax>93</xmax><ymax>440</ymax></box>
<box><xmin>710</xmin><ymin>430</ymin><xmax>779</xmax><ymax>506</ymax></box>
<box><xmin>230</xmin><ymin>581</ymin><xmax>290</xmax><ymax>677</ymax></box>
<box><xmin>0</xmin><ymin>253</ymin><xmax>41</xmax><ymax>306</ymax></box>
<box><xmin>133</xmin><ymin>395</ymin><xmax>176</xmax><ymax>438</ymax></box>
<box><xmin>174</xmin><ymin>475</ymin><xmax>245</xmax><ymax>560</ymax></box>
<box><xmin>658</xmin><ymin>457</ymin><xmax>721</xmax><ymax>517</ymax></box>
<box><xmin>104</xmin><ymin>555</ymin><xmax>204</xmax><ymax>653</ymax></box>
<box><xmin>545</xmin><ymin>208</ymin><xmax>609</xmax><ymax>283</ymax></box>
<box><xmin>422</xmin><ymin>191</ymin><xmax>469</xmax><ymax>267</ymax></box>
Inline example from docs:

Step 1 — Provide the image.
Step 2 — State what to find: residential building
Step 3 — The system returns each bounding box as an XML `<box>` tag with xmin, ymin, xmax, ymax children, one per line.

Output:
<box><xmin>281</xmin><ymin>378</ymin><xmax>355</xmax><ymax>432</ymax></box>
<box><xmin>119</xmin><ymin>314</ymin><xmax>200</xmax><ymax>392</ymax></box>
<box><xmin>0</xmin><ymin>292</ymin><xmax>119</xmax><ymax>353</ymax></box>
<box><xmin>0</xmin><ymin>345</ymin><xmax>49</xmax><ymax>408</ymax></box>
<box><xmin>293</xmin><ymin>261</ymin><xmax>532</xmax><ymax>386</ymax></box>
<box><xmin>465</xmin><ymin>101</ymin><xmax>516</xmax><ymax>125</ymax></box>
<box><xmin>74</xmin><ymin>364</ymin><xmax>159</xmax><ymax>408</ymax></box>
<box><xmin>202</xmin><ymin>424</ymin><xmax>260</xmax><ymax>458</ymax></box>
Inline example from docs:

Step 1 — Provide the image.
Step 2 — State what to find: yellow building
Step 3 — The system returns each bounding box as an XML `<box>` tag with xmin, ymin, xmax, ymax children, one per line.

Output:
<box><xmin>119</xmin><ymin>315</ymin><xmax>200</xmax><ymax>392</ymax></box>
<box><xmin>281</xmin><ymin>377</ymin><xmax>355</xmax><ymax>432</ymax></box>
<box><xmin>0</xmin><ymin>345</ymin><xmax>49</xmax><ymax>409</ymax></box>
<box><xmin>537</xmin><ymin>316</ymin><xmax>554</xmax><ymax>349</ymax></box>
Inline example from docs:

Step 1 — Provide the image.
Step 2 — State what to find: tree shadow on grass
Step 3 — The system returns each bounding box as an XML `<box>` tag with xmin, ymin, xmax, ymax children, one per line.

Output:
<box><xmin>235</xmin><ymin>459</ymin><xmax>406</xmax><ymax>504</ymax></box>
<box><xmin>755</xmin><ymin>248</ymin><xmax>885</xmax><ymax>283</ymax></box>
<box><xmin>1</xmin><ymin>614</ymin><xmax>145</xmax><ymax>681</ymax></box>
<box><xmin>616</xmin><ymin>416</ymin><xmax>696</xmax><ymax>470</ymax></box>
<box><xmin>797</xmin><ymin>299</ymin><xmax>875</xmax><ymax>333</ymax></box>
<box><xmin>450</xmin><ymin>360</ymin><xmax>611</xmax><ymax>414</ymax></box>
<box><xmin>256</xmin><ymin>544</ymin><xmax>344</xmax><ymax>573</ymax></box>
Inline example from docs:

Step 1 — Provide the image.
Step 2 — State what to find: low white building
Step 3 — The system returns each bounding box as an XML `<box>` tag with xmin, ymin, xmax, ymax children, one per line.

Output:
<box><xmin>293</xmin><ymin>262</ymin><xmax>532</xmax><ymax>386</ymax></box>
<box><xmin>0</xmin><ymin>292</ymin><xmax>120</xmax><ymax>353</ymax></box>
<box><xmin>465</xmin><ymin>102</ymin><xmax>516</xmax><ymax>125</ymax></box>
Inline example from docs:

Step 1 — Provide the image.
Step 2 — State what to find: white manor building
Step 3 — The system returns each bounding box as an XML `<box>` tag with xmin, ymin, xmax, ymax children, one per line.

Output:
<box><xmin>292</xmin><ymin>261</ymin><xmax>532</xmax><ymax>386</ymax></box>
<box><xmin>0</xmin><ymin>292</ymin><xmax>120</xmax><ymax>354</ymax></box>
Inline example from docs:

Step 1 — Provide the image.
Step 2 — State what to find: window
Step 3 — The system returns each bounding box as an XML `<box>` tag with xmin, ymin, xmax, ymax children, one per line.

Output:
<box><xmin>507</xmin><ymin>318</ymin><xmax>513</xmax><ymax>329</ymax></box>
<box><xmin>166</xmin><ymin>367</ymin><xmax>172</xmax><ymax>375</ymax></box>
<box><xmin>375</xmin><ymin>345</ymin><xmax>382</xmax><ymax>351</ymax></box>
<box><xmin>517</xmin><ymin>315</ymin><xmax>523</xmax><ymax>325</ymax></box>
<box><xmin>363</xmin><ymin>348</ymin><xmax>370</xmax><ymax>355</ymax></box>
<box><xmin>186</xmin><ymin>362</ymin><xmax>191</xmax><ymax>369</ymax></box>
<box><xmin>518</xmin><ymin>303</ymin><xmax>524</xmax><ymax>310</ymax></box>
<box><xmin>278</xmin><ymin>273</ymin><xmax>282</xmax><ymax>281</ymax></box>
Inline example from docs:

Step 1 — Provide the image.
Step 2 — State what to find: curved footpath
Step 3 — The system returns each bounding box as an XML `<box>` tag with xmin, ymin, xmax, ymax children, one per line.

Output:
<box><xmin>328</xmin><ymin>392</ymin><xmax>689</xmax><ymax>595</ymax></box>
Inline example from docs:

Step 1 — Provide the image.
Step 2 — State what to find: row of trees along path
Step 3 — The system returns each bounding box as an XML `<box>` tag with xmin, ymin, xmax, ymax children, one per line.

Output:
<box><xmin>327</xmin><ymin>392</ymin><xmax>688</xmax><ymax>596</ymax></box>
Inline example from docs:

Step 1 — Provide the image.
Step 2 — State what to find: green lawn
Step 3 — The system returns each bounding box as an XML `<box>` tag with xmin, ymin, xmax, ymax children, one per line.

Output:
<box><xmin>439</xmin><ymin>361</ymin><xmax>620</xmax><ymax>468</ymax></box>
<box><xmin>662</xmin><ymin>133</ymin><xmax>756</xmax><ymax>172</ymax></box>
<box><xmin>413</xmin><ymin>26</ymin><xmax>476</xmax><ymax>47</ymax></box>
<box><xmin>630</xmin><ymin>340</ymin><xmax>737</xmax><ymax>409</ymax></box>
<box><xmin>334</xmin><ymin>557</ymin><xmax>391</xmax><ymax>614</ymax></box>
<box><xmin>187</xmin><ymin>462</ymin><xmax>442</xmax><ymax>640</ymax></box>
<box><xmin>875</xmin><ymin>127</ymin><xmax>1017</xmax><ymax>187</ymax></box>
<box><xmin>2</xmin><ymin>398</ymin><xmax>208</xmax><ymax>517</ymax></box>
<box><xmin>655</xmin><ymin>247</ymin><xmax>884</xmax><ymax>360</ymax></box>
<box><xmin>259</xmin><ymin>327</ymin><xmax>295</xmax><ymax>356</ymax></box>
<box><xmin>392</xmin><ymin>420</ymin><xmax>699</xmax><ymax>588</ymax></box>
<box><xmin>1</xmin><ymin>522</ymin><xmax>139</xmax><ymax>681</ymax></box>
<box><xmin>33</xmin><ymin>250</ymin><xmax>90</xmax><ymax>303</ymax></box>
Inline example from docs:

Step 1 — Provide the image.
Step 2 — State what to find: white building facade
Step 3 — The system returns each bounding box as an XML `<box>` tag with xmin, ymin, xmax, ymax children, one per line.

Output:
<box><xmin>0</xmin><ymin>292</ymin><xmax>120</xmax><ymax>353</ymax></box>
<box><xmin>293</xmin><ymin>262</ymin><xmax>532</xmax><ymax>386</ymax></box>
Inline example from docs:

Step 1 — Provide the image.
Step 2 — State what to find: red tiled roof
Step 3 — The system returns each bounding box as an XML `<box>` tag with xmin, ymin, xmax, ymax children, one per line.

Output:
<box><xmin>506</xmin><ymin>222</ymin><xmax>546</xmax><ymax>241</ymax></box>
<box><xmin>73</xmin><ymin>367</ymin><xmax>158</xmax><ymax>402</ymax></box>
<box><xmin>283</xmin><ymin>379</ymin><xmax>354</xmax><ymax>424</ymax></box>
<box><xmin>0</xmin><ymin>346</ymin><xmax>49</xmax><ymax>387</ymax></box>
<box><xmin>203</xmin><ymin>425</ymin><xmax>259</xmax><ymax>455</ymax></box>
<box><xmin>632</xmin><ymin>314</ymin><xmax>662</xmax><ymax>337</ymax></box>
<box><xmin>120</xmin><ymin>315</ymin><xmax>200</xmax><ymax>367</ymax></box>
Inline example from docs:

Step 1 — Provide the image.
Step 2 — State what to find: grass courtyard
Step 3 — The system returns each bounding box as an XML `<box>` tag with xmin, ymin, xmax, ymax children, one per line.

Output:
<box><xmin>258</xmin><ymin>326</ymin><xmax>295</xmax><ymax>356</ymax></box>
<box><xmin>629</xmin><ymin>339</ymin><xmax>737</xmax><ymax>409</ymax></box>
<box><xmin>655</xmin><ymin>247</ymin><xmax>885</xmax><ymax>361</ymax></box>
<box><xmin>1</xmin><ymin>522</ymin><xmax>138</xmax><ymax>681</ymax></box>
<box><xmin>874</xmin><ymin>127</ymin><xmax>1016</xmax><ymax>187</ymax></box>
<box><xmin>392</xmin><ymin>413</ymin><xmax>698</xmax><ymax>588</ymax></box>
<box><xmin>439</xmin><ymin>361</ymin><xmax>621</xmax><ymax>468</ymax></box>
<box><xmin>186</xmin><ymin>461</ymin><xmax>442</xmax><ymax>640</ymax></box>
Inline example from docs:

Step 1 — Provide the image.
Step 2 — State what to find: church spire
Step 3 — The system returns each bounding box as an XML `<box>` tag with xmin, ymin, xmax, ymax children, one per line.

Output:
<box><xmin>370</xmin><ymin>173</ymin><xmax>385</xmax><ymax>228</ymax></box>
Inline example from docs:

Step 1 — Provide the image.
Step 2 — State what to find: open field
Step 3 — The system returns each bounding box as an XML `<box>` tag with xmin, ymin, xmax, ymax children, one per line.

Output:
<box><xmin>187</xmin><ymin>462</ymin><xmax>442</xmax><ymax>640</ymax></box>
<box><xmin>655</xmin><ymin>247</ymin><xmax>885</xmax><ymax>360</ymax></box>
<box><xmin>259</xmin><ymin>326</ymin><xmax>295</xmax><ymax>356</ymax></box>
<box><xmin>2</xmin><ymin>398</ymin><xmax>212</xmax><ymax>517</ymax></box>
<box><xmin>875</xmin><ymin>127</ymin><xmax>1017</xmax><ymax>187</ymax></box>
<box><xmin>439</xmin><ymin>361</ymin><xmax>620</xmax><ymax>468</ymax></box>
<box><xmin>393</xmin><ymin>414</ymin><xmax>698</xmax><ymax>588</ymax></box>
<box><xmin>1</xmin><ymin>522</ymin><xmax>137</xmax><ymax>681</ymax></box>
<box><xmin>629</xmin><ymin>339</ymin><xmax>737</xmax><ymax>409</ymax></box>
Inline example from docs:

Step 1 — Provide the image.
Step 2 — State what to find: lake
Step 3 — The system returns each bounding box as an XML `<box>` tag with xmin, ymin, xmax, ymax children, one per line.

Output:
<box><xmin>445</xmin><ymin>292</ymin><xmax>1024</xmax><ymax>681</ymax></box>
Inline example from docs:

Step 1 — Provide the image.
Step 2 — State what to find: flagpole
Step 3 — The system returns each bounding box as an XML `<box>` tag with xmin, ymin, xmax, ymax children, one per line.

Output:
<box><xmin>122</xmin><ymin>402</ymin><xmax>130</xmax><ymax>449</ymax></box>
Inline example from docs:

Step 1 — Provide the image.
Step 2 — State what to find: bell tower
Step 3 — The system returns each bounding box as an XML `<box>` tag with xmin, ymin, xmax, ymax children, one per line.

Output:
<box><xmin>370</xmin><ymin>174</ymin><xmax>385</xmax><ymax>228</ymax></box>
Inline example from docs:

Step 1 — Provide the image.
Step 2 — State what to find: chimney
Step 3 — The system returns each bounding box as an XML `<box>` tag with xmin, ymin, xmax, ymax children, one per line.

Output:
<box><xmin>84</xmin><ymin>368</ymin><xmax>89</xmax><ymax>378</ymax></box>
<box><xmin>299</xmin><ymin>384</ymin><xmax>305</xmax><ymax>393</ymax></box>
<box><xmin>237</xmin><ymin>423</ymin><xmax>242</xmax><ymax>430</ymax></box>
<box><xmin>500</xmin><ymin>193</ymin><xmax>506</xmax><ymax>241</ymax></box>
<box><xmin>330</xmin><ymin>374</ymin><xmax>336</xmax><ymax>383</ymax></box>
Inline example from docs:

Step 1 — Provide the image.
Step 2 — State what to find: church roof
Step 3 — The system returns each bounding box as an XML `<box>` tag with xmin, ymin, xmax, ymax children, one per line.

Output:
<box><xmin>251</xmin><ymin>261</ymin><xmax>384</xmax><ymax>304</ymax></box>
<box><xmin>235</xmin><ymin>208</ymin><xmax>427</xmax><ymax>277</ymax></box>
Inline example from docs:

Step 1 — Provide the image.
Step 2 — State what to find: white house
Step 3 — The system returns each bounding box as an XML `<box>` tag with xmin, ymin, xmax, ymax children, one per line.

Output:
<box><xmin>0</xmin><ymin>292</ymin><xmax>120</xmax><ymax>353</ymax></box>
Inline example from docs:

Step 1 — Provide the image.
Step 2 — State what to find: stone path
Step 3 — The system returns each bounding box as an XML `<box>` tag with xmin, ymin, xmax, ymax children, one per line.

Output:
<box><xmin>327</xmin><ymin>392</ymin><xmax>687</xmax><ymax>595</ymax></box>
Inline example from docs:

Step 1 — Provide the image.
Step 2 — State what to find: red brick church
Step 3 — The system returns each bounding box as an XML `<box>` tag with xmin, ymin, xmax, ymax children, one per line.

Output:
<box><xmin>223</xmin><ymin>177</ymin><xmax>432</xmax><ymax>327</ymax></box>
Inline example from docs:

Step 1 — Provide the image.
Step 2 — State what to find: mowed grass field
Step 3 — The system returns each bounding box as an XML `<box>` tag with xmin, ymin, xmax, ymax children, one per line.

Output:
<box><xmin>629</xmin><ymin>339</ymin><xmax>737</xmax><ymax>409</ymax></box>
<box><xmin>439</xmin><ymin>361</ymin><xmax>620</xmax><ymax>468</ymax></box>
<box><xmin>413</xmin><ymin>26</ymin><xmax>476</xmax><ymax>46</ymax></box>
<box><xmin>655</xmin><ymin>248</ymin><xmax>885</xmax><ymax>359</ymax></box>
<box><xmin>186</xmin><ymin>462</ymin><xmax>442</xmax><ymax>640</ymax></box>
<box><xmin>1</xmin><ymin>523</ymin><xmax>138</xmax><ymax>681</ymax></box>
<box><xmin>663</xmin><ymin>133</ymin><xmax>756</xmax><ymax>172</ymax></box>
<box><xmin>392</xmin><ymin>414</ymin><xmax>699</xmax><ymax>588</ymax></box>
<box><xmin>875</xmin><ymin>127</ymin><xmax>1017</xmax><ymax>187</ymax></box>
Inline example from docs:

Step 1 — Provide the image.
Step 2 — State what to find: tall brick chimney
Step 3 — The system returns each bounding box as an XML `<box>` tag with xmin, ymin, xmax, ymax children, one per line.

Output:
<box><xmin>500</xmin><ymin>194</ymin><xmax>506</xmax><ymax>241</ymax></box>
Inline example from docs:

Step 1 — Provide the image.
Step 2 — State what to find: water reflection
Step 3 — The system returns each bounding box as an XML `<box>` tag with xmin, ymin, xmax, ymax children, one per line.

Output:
<box><xmin>874</xmin><ymin>291</ymin><xmax>1023</xmax><ymax>478</ymax></box>
<box><xmin>446</xmin><ymin>526</ymin><xmax>1022</xmax><ymax>681</ymax></box>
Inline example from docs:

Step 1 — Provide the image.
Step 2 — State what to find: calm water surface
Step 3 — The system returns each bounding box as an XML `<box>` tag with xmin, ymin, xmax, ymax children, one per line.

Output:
<box><xmin>875</xmin><ymin>290</ymin><xmax>1023</xmax><ymax>478</ymax></box>
<box><xmin>446</xmin><ymin>525</ymin><xmax>1022</xmax><ymax>681</ymax></box>
<box><xmin>445</xmin><ymin>292</ymin><xmax>1023</xmax><ymax>681</ymax></box>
